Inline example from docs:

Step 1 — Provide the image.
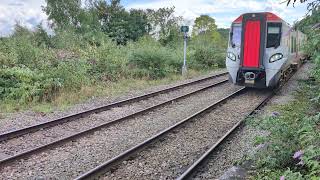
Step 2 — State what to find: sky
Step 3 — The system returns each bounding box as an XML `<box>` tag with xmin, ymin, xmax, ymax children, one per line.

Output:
<box><xmin>0</xmin><ymin>0</ymin><xmax>309</xmax><ymax>36</ymax></box>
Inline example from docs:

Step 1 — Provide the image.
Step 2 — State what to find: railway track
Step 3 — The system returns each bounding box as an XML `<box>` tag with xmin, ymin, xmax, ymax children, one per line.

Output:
<box><xmin>74</xmin><ymin>64</ymin><xmax>300</xmax><ymax>180</ymax></box>
<box><xmin>75</xmin><ymin>88</ymin><xmax>273</xmax><ymax>180</ymax></box>
<box><xmin>0</xmin><ymin>72</ymin><xmax>227</xmax><ymax>142</ymax></box>
<box><xmin>0</xmin><ymin>72</ymin><xmax>230</xmax><ymax>167</ymax></box>
<box><xmin>176</xmin><ymin>65</ymin><xmax>301</xmax><ymax>180</ymax></box>
<box><xmin>0</xmin><ymin>62</ymin><xmax>302</xmax><ymax>179</ymax></box>
<box><xmin>176</xmin><ymin>92</ymin><xmax>274</xmax><ymax>180</ymax></box>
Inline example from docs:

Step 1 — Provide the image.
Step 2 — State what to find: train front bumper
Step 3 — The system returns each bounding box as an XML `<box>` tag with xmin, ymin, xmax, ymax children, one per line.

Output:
<box><xmin>236</xmin><ymin>69</ymin><xmax>267</xmax><ymax>88</ymax></box>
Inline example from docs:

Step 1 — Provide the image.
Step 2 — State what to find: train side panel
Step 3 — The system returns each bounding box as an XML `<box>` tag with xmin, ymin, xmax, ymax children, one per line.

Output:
<box><xmin>264</xmin><ymin>21</ymin><xmax>291</xmax><ymax>87</ymax></box>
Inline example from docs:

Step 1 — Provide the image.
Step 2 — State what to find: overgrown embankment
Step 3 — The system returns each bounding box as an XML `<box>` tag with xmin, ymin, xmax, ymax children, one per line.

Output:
<box><xmin>0</xmin><ymin>28</ymin><xmax>226</xmax><ymax>112</ymax></box>
<box><xmin>0</xmin><ymin>1</ymin><xmax>228</xmax><ymax>112</ymax></box>
<box><xmin>249</xmin><ymin>6</ymin><xmax>320</xmax><ymax>180</ymax></box>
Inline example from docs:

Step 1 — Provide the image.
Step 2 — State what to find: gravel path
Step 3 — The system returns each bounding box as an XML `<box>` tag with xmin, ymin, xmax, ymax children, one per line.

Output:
<box><xmin>0</xmin><ymin>75</ymin><xmax>228</xmax><ymax>158</ymax></box>
<box><xmin>0</xmin><ymin>70</ymin><xmax>226</xmax><ymax>134</ymax></box>
<box><xmin>100</xmin><ymin>89</ymin><xmax>269</xmax><ymax>180</ymax></box>
<box><xmin>0</xmin><ymin>80</ymin><xmax>240</xmax><ymax>179</ymax></box>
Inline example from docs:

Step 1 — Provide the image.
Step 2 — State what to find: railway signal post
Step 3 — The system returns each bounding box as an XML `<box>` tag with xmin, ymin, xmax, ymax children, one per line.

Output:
<box><xmin>181</xmin><ymin>26</ymin><xmax>189</xmax><ymax>76</ymax></box>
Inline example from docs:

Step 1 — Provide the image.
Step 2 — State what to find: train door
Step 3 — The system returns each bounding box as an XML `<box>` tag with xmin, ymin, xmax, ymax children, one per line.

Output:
<box><xmin>240</xmin><ymin>13</ymin><xmax>266</xmax><ymax>70</ymax></box>
<box><xmin>243</xmin><ymin>21</ymin><xmax>261</xmax><ymax>68</ymax></box>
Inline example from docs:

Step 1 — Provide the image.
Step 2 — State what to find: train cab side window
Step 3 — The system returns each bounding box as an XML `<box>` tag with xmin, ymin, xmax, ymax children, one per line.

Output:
<box><xmin>231</xmin><ymin>25</ymin><xmax>242</xmax><ymax>47</ymax></box>
<box><xmin>266</xmin><ymin>23</ymin><xmax>282</xmax><ymax>48</ymax></box>
<box><xmin>294</xmin><ymin>38</ymin><xmax>297</xmax><ymax>52</ymax></box>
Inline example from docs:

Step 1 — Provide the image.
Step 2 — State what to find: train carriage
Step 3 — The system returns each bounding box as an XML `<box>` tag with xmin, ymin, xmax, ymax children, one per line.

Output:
<box><xmin>226</xmin><ymin>12</ymin><xmax>306</xmax><ymax>88</ymax></box>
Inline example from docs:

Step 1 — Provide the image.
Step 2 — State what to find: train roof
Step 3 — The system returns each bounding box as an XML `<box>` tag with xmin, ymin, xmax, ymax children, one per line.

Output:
<box><xmin>233</xmin><ymin>12</ymin><xmax>284</xmax><ymax>23</ymax></box>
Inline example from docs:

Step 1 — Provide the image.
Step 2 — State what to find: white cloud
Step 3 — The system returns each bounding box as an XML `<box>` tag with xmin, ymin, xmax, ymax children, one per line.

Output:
<box><xmin>127</xmin><ymin>0</ymin><xmax>308</xmax><ymax>28</ymax></box>
<box><xmin>127</xmin><ymin>0</ymin><xmax>211</xmax><ymax>25</ymax></box>
<box><xmin>0</xmin><ymin>0</ymin><xmax>48</xmax><ymax>36</ymax></box>
<box><xmin>0</xmin><ymin>0</ymin><xmax>309</xmax><ymax>36</ymax></box>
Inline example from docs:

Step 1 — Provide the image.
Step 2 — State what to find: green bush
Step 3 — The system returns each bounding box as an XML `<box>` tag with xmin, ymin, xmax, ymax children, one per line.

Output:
<box><xmin>191</xmin><ymin>46</ymin><xmax>226</xmax><ymax>69</ymax></box>
<box><xmin>0</xmin><ymin>67</ymin><xmax>62</xmax><ymax>103</ymax></box>
<box><xmin>0</xmin><ymin>59</ymin><xmax>91</xmax><ymax>104</ymax></box>
<box><xmin>128</xmin><ymin>37</ymin><xmax>180</xmax><ymax>79</ymax></box>
<box><xmin>0</xmin><ymin>24</ymin><xmax>227</xmax><ymax>106</ymax></box>
<box><xmin>313</xmin><ymin>53</ymin><xmax>320</xmax><ymax>80</ymax></box>
<box><xmin>51</xmin><ymin>29</ymin><xmax>84</xmax><ymax>50</ymax></box>
<box><xmin>0</xmin><ymin>32</ymin><xmax>56</xmax><ymax>69</ymax></box>
<box><xmin>0</xmin><ymin>48</ymin><xmax>18</xmax><ymax>67</ymax></box>
<box><xmin>250</xmin><ymin>84</ymin><xmax>320</xmax><ymax>179</ymax></box>
<box><xmin>188</xmin><ymin>34</ymin><xmax>226</xmax><ymax>70</ymax></box>
<box><xmin>83</xmin><ymin>39</ymin><xmax>129</xmax><ymax>81</ymax></box>
<box><xmin>129</xmin><ymin>47</ymin><xmax>180</xmax><ymax>79</ymax></box>
<box><xmin>47</xmin><ymin>60</ymin><xmax>91</xmax><ymax>90</ymax></box>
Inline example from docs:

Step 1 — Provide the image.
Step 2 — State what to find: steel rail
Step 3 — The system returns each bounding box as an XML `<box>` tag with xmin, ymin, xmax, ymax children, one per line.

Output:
<box><xmin>0</xmin><ymin>72</ymin><xmax>228</xmax><ymax>142</ymax></box>
<box><xmin>0</xmin><ymin>79</ymin><xmax>229</xmax><ymax>167</ymax></box>
<box><xmin>176</xmin><ymin>62</ymin><xmax>303</xmax><ymax>179</ymax></box>
<box><xmin>74</xmin><ymin>87</ymin><xmax>247</xmax><ymax>180</ymax></box>
<box><xmin>176</xmin><ymin>92</ymin><xmax>274</xmax><ymax>180</ymax></box>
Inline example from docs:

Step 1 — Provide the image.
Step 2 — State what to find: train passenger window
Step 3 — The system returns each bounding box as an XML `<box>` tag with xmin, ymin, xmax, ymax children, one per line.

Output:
<box><xmin>266</xmin><ymin>23</ymin><xmax>282</xmax><ymax>48</ymax></box>
<box><xmin>231</xmin><ymin>25</ymin><xmax>242</xmax><ymax>47</ymax></box>
<box><xmin>290</xmin><ymin>36</ymin><xmax>297</xmax><ymax>53</ymax></box>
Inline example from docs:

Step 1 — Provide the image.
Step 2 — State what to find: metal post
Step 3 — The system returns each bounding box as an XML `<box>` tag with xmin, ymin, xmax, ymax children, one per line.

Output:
<box><xmin>182</xmin><ymin>32</ymin><xmax>188</xmax><ymax>76</ymax></box>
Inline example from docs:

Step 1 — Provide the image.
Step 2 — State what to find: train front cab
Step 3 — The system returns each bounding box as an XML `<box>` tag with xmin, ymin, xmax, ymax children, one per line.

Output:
<box><xmin>226</xmin><ymin>12</ymin><xmax>287</xmax><ymax>88</ymax></box>
<box><xmin>237</xmin><ymin>13</ymin><xmax>267</xmax><ymax>88</ymax></box>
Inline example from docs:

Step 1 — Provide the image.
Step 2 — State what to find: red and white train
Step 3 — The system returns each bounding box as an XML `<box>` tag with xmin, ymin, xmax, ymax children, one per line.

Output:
<box><xmin>226</xmin><ymin>12</ymin><xmax>307</xmax><ymax>88</ymax></box>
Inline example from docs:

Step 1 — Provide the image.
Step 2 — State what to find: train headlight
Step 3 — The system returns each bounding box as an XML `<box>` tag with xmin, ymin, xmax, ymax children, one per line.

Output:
<box><xmin>269</xmin><ymin>53</ymin><xmax>283</xmax><ymax>63</ymax></box>
<box><xmin>227</xmin><ymin>52</ymin><xmax>236</xmax><ymax>61</ymax></box>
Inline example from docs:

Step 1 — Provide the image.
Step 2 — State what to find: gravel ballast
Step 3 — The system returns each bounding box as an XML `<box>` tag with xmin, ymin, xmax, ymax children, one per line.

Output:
<box><xmin>193</xmin><ymin>62</ymin><xmax>313</xmax><ymax>179</ymax></box>
<box><xmin>193</xmin><ymin>125</ymin><xmax>269</xmax><ymax>179</ymax></box>
<box><xmin>0</xmin><ymin>75</ymin><xmax>228</xmax><ymax>157</ymax></box>
<box><xmin>0</xmin><ymin>70</ymin><xmax>226</xmax><ymax>134</ymax></box>
<box><xmin>0</xmin><ymin>79</ymin><xmax>240</xmax><ymax>179</ymax></box>
<box><xmin>0</xmin><ymin>63</ymin><xmax>310</xmax><ymax>179</ymax></box>
<box><xmin>100</xmin><ymin>89</ymin><xmax>268</xmax><ymax>179</ymax></box>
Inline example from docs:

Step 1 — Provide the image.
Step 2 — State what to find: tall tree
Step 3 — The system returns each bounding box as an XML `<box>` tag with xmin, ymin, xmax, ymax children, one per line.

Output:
<box><xmin>192</xmin><ymin>15</ymin><xmax>222</xmax><ymax>47</ymax></box>
<box><xmin>93</xmin><ymin>0</ymin><xmax>149</xmax><ymax>44</ymax></box>
<box><xmin>192</xmin><ymin>15</ymin><xmax>217</xmax><ymax>36</ymax></box>
<box><xmin>43</xmin><ymin>0</ymin><xmax>82</xmax><ymax>29</ymax></box>
<box><xmin>128</xmin><ymin>9</ymin><xmax>150</xmax><ymax>41</ymax></box>
<box><xmin>146</xmin><ymin>7</ymin><xmax>182</xmax><ymax>45</ymax></box>
<box><xmin>95</xmin><ymin>0</ymin><xmax>129</xmax><ymax>44</ymax></box>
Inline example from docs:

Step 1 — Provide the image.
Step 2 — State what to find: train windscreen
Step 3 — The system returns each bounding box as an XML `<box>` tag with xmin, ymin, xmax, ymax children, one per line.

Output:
<box><xmin>231</xmin><ymin>25</ymin><xmax>242</xmax><ymax>47</ymax></box>
<box><xmin>266</xmin><ymin>23</ymin><xmax>282</xmax><ymax>48</ymax></box>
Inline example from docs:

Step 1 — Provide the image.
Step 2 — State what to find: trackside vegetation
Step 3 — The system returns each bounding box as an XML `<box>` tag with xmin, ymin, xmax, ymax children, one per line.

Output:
<box><xmin>0</xmin><ymin>0</ymin><xmax>228</xmax><ymax>112</ymax></box>
<box><xmin>248</xmin><ymin>1</ymin><xmax>320</xmax><ymax>179</ymax></box>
